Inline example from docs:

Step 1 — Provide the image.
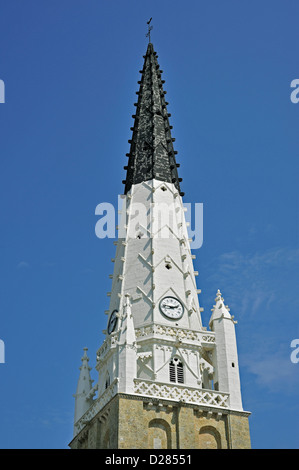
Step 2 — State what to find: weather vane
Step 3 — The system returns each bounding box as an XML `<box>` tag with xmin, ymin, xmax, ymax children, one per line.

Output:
<box><xmin>146</xmin><ymin>18</ymin><xmax>153</xmax><ymax>43</ymax></box>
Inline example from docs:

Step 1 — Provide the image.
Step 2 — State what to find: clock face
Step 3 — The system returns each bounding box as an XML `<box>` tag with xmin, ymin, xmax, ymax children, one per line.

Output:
<box><xmin>159</xmin><ymin>296</ymin><xmax>184</xmax><ymax>320</ymax></box>
<box><xmin>107</xmin><ymin>310</ymin><xmax>118</xmax><ymax>335</ymax></box>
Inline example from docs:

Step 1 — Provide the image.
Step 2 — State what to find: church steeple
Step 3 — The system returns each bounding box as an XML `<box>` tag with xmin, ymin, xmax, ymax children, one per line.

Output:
<box><xmin>70</xmin><ymin>40</ymin><xmax>251</xmax><ymax>450</ymax></box>
<box><xmin>124</xmin><ymin>43</ymin><xmax>182</xmax><ymax>195</ymax></box>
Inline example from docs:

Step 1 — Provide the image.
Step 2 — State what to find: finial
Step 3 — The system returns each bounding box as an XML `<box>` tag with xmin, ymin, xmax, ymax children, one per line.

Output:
<box><xmin>216</xmin><ymin>289</ymin><xmax>222</xmax><ymax>300</ymax></box>
<box><xmin>81</xmin><ymin>347</ymin><xmax>90</xmax><ymax>362</ymax></box>
<box><xmin>146</xmin><ymin>17</ymin><xmax>153</xmax><ymax>43</ymax></box>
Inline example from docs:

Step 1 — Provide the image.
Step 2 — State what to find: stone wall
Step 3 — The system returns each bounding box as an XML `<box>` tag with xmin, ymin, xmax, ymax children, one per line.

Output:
<box><xmin>69</xmin><ymin>393</ymin><xmax>251</xmax><ymax>449</ymax></box>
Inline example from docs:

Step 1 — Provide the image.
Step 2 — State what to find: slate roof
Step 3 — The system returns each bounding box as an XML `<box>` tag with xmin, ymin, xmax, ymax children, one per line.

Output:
<box><xmin>123</xmin><ymin>43</ymin><xmax>183</xmax><ymax>196</ymax></box>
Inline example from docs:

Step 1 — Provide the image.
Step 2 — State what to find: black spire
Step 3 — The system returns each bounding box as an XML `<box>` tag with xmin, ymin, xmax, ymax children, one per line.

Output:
<box><xmin>123</xmin><ymin>43</ymin><xmax>183</xmax><ymax>195</ymax></box>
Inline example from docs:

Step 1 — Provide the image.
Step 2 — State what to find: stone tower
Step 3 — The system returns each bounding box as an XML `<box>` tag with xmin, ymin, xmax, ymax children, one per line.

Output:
<box><xmin>69</xmin><ymin>42</ymin><xmax>251</xmax><ymax>450</ymax></box>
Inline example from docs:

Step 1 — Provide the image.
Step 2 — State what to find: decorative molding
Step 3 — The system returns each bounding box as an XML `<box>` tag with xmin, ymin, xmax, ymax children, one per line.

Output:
<box><xmin>137</xmin><ymin>351</ymin><xmax>153</xmax><ymax>361</ymax></box>
<box><xmin>135</xmin><ymin>323</ymin><xmax>215</xmax><ymax>346</ymax></box>
<box><xmin>134</xmin><ymin>379</ymin><xmax>229</xmax><ymax>409</ymax></box>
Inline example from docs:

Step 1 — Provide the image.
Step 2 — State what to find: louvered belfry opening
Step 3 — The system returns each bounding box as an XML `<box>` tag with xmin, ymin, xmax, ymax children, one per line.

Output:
<box><xmin>169</xmin><ymin>358</ymin><xmax>184</xmax><ymax>384</ymax></box>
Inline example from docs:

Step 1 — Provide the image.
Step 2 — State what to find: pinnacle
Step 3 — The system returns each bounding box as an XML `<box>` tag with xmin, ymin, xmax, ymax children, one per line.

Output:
<box><xmin>209</xmin><ymin>289</ymin><xmax>233</xmax><ymax>328</ymax></box>
<box><xmin>75</xmin><ymin>348</ymin><xmax>93</xmax><ymax>397</ymax></box>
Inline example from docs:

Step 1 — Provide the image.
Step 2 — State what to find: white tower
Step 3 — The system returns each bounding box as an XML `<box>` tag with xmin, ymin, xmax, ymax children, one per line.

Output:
<box><xmin>69</xmin><ymin>42</ymin><xmax>251</xmax><ymax>450</ymax></box>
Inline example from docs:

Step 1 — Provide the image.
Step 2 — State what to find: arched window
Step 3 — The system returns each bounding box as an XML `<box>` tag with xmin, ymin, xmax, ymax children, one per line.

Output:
<box><xmin>198</xmin><ymin>426</ymin><xmax>221</xmax><ymax>449</ymax></box>
<box><xmin>148</xmin><ymin>419</ymin><xmax>172</xmax><ymax>449</ymax></box>
<box><xmin>169</xmin><ymin>357</ymin><xmax>184</xmax><ymax>384</ymax></box>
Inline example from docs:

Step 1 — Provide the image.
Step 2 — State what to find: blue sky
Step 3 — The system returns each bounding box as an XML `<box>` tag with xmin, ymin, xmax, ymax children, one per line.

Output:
<box><xmin>0</xmin><ymin>0</ymin><xmax>298</xmax><ymax>449</ymax></box>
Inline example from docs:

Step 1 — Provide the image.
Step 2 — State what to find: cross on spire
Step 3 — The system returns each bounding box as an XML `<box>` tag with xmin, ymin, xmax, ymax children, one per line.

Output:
<box><xmin>146</xmin><ymin>17</ymin><xmax>153</xmax><ymax>43</ymax></box>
